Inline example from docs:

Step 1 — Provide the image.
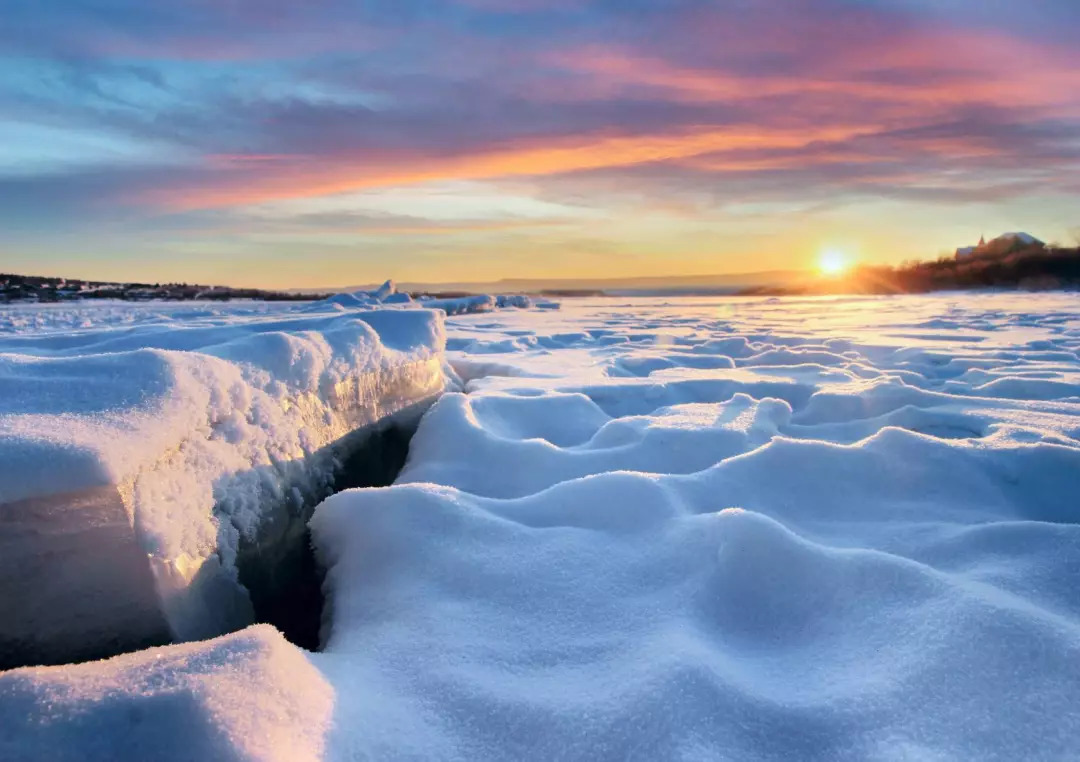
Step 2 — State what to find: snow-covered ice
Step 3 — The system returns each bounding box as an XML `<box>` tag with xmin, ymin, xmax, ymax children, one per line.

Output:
<box><xmin>3</xmin><ymin>293</ymin><xmax>1080</xmax><ymax>760</ymax></box>
<box><xmin>0</xmin><ymin>296</ymin><xmax>459</xmax><ymax>666</ymax></box>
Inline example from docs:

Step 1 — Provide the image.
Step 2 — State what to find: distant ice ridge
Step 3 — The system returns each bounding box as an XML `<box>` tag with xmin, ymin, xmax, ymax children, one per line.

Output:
<box><xmin>300</xmin><ymin>280</ymin><xmax>418</xmax><ymax>311</ymax></box>
<box><xmin>301</xmin><ymin>279</ymin><xmax>533</xmax><ymax>315</ymax></box>
<box><xmin>0</xmin><ymin>305</ymin><xmax>456</xmax><ymax>667</ymax></box>
<box><xmin>3</xmin><ymin>293</ymin><xmax>1080</xmax><ymax>760</ymax></box>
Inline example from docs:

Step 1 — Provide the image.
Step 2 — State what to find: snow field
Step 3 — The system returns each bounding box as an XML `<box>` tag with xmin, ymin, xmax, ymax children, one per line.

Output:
<box><xmin>3</xmin><ymin>292</ymin><xmax>1080</xmax><ymax>760</ymax></box>
<box><xmin>309</xmin><ymin>293</ymin><xmax>1080</xmax><ymax>759</ymax></box>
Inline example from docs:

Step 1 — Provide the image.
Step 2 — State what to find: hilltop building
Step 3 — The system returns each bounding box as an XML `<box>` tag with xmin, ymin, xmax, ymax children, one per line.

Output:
<box><xmin>956</xmin><ymin>232</ymin><xmax>1043</xmax><ymax>259</ymax></box>
<box><xmin>955</xmin><ymin>235</ymin><xmax>986</xmax><ymax>258</ymax></box>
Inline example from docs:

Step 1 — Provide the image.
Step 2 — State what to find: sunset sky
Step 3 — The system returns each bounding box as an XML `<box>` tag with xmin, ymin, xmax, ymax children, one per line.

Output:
<box><xmin>2</xmin><ymin>0</ymin><xmax>1079</xmax><ymax>288</ymax></box>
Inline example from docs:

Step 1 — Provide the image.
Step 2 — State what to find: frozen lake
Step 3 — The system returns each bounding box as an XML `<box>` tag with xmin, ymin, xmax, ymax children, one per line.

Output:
<box><xmin>3</xmin><ymin>292</ymin><xmax>1080</xmax><ymax>760</ymax></box>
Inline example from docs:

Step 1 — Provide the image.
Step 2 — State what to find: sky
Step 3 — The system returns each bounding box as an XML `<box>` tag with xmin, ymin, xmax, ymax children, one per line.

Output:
<box><xmin>2</xmin><ymin>0</ymin><xmax>1079</xmax><ymax>288</ymax></box>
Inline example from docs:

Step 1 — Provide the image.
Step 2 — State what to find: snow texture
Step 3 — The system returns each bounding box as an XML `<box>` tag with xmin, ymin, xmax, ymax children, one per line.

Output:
<box><xmin>4</xmin><ymin>293</ymin><xmax>1080</xmax><ymax>760</ymax></box>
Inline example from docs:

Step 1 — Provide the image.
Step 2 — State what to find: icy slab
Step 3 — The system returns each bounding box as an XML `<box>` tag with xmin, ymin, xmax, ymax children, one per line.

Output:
<box><xmin>0</xmin><ymin>305</ymin><xmax>454</xmax><ymax>666</ymax></box>
<box><xmin>495</xmin><ymin>294</ymin><xmax>532</xmax><ymax>309</ymax></box>
<box><xmin>422</xmin><ymin>294</ymin><xmax>497</xmax><ymax>315</ymax></box>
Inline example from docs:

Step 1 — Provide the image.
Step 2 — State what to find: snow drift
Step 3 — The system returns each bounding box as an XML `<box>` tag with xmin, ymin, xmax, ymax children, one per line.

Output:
<box><xmin>312</xmin><ymin>293</ymin><xmax>1080</xmax><ymax>759</ymax></box>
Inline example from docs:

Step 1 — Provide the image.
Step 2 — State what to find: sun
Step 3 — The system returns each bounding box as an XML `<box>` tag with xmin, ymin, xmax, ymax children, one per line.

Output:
<box><xmin>818</xmin><ymin>250</ymin><xmax>850</xmax><ymax>277</ymax></box>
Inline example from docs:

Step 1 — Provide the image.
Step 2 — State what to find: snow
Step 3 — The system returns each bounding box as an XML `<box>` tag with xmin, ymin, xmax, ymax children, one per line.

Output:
<box><xmin>4</xmin><ymin>292</ymin><xmax>1080</xmax><ymax>759</ymax></box>
<box><xmin>0</xmin><ymin>625</ymin><xmax>333</xmax><ymax>762</ymax></box>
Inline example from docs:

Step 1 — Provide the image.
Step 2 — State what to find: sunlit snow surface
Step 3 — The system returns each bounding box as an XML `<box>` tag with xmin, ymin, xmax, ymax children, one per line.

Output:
<box><xmin>5</xmin><ymin>293</ymin><xmax>1080</xmax><ymax>761</ymax></box>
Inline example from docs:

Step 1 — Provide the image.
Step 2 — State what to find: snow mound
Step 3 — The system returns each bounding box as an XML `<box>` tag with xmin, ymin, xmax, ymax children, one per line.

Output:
<box><xmin>308</xmin><ymin>445</ymin><xmax>1080</xmax><ymax>758</ymax></box>
<box><xmin>0</xmin><ymin>624</ymin><xmax>332</xmax><ymax>762</ymax></box>
<box><xmin>399</xmin><ymin>391</ymin><xmax>788</xmax><ymax>498</ymax></box>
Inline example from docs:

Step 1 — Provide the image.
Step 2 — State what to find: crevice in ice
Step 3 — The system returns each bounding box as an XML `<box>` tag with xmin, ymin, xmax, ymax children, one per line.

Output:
<box><xmin>233</xmin><ymin>402</ymin><xmax>428</xmax><ymax>651</ymax></box>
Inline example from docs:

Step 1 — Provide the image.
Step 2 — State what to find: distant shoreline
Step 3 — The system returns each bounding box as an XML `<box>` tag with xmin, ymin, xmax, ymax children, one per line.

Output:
<box><xmin>7</xmin><ymin>246</ymin><xmax>1080</xmax><ymax>303</ymax></box>
<box><xmin>738</xmin><ymin>245</ymin><xmax>1080</xmax><ymax>297</ymax></box>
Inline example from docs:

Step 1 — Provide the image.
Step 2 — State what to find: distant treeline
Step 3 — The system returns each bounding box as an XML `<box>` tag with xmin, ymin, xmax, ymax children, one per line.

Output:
<box><xmin>0</xmin><ymin>273</ymin><xmax>328</xmax><ymax>303</ymax></box>
<box><xmin>741</xmin><ymin>245</ymin><xmax>1080</xmax><ymax>296</ymax></box>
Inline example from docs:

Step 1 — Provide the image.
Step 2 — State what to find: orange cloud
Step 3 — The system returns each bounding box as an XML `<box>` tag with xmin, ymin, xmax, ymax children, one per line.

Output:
<box><xmin>147</xmin><ymin>123</ymin><xmax>876</xmax><ymax>211</ymax></box>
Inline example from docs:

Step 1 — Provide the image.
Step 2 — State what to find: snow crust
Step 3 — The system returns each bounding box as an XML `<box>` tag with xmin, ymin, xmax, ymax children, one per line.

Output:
<box><xmin>4</xmin><ymin>293</ymin><xmax>1080</xmax><ymax>760</ymax></box>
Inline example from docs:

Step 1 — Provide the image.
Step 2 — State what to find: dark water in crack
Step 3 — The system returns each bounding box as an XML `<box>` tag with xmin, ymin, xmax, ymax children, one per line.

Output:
<box><xmin>236</xmin><ymin>406</ymin><xmax>426</xmax><ymax>651</ymax></box>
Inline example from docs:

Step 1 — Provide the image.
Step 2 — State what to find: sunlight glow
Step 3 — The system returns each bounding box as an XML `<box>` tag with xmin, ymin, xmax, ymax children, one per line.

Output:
<box><xmin>818</xmin><ymin>250</ymin><xmax>851</xmax><ymax>277</ymax></box>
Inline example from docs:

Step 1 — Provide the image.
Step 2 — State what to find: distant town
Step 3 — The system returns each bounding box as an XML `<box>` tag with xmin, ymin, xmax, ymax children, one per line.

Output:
<box><xmin>0</xmin><ymin>274</ymin><xmax>326</xmax><ymax>304</ymax></box>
